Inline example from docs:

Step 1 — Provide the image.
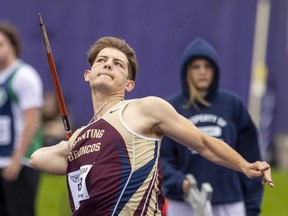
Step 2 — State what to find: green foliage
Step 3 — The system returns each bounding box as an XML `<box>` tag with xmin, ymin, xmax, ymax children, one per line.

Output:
<box><xmin>261</xmin><ymin>167</ymin><xmax>288</xmax><ymax>216</ymax></box>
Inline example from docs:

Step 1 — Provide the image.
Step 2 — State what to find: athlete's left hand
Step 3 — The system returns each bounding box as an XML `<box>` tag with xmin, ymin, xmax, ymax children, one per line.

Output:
<box><xmin>246</xmin><ymin>161</ymin><xmax>274</xmax><ymax>187</ymax></box>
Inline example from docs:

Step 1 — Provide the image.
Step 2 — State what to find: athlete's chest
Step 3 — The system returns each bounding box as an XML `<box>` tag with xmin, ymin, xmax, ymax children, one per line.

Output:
<box><xmin>68</xmin><ymin>118</ymin><xmax>130</xmax><ymax>166</ymax></box>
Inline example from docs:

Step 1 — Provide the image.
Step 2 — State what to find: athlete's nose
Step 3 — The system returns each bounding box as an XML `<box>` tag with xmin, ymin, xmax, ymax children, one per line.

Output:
<box><xmin>104</xmin><ymin>64</ymin><xmax>112</xmax><ymax>70</ymax></box>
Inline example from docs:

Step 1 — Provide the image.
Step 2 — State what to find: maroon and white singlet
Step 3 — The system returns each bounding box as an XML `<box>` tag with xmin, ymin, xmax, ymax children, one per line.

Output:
<box><xmin>66</xmin><ymin>100</ymin><xmax>164</xmax><ymax>216</ymax></box>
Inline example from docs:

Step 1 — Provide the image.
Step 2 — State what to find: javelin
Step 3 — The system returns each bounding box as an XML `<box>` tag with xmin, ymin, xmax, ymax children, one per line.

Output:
<box><xmin>38</xmin><ymin>13</ymin><xmax>72</xmax><ymax>140</ymax></box>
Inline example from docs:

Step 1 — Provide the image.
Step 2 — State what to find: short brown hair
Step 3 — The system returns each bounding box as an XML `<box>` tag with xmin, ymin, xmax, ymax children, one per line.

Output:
<box><xmin>0</xmin><ymin>21</ymin><xmax>22</xmax><ymax>57</ymax></box>
<box><xmin>87</xmin><ymin>36</ymin><xmax>138</xmax><ymax>81</ymax></box>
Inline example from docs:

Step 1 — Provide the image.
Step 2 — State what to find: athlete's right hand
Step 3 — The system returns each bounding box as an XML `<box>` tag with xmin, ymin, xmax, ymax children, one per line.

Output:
<box><xmin>68</xmin><ymin>129</ymin><xmax>81</xmax><ymax>151</ymax></box>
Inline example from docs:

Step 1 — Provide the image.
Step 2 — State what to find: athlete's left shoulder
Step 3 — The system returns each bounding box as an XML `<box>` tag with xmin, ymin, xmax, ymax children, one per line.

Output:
<box><xmin>130</xmin><ymin>96</ymin><xmax>165</xmax><ymax>105</ymax></box>
<box><xmin>128</xmin><ymin>96</ymin><xmax>170</xmax><ymax>115</ymax></box>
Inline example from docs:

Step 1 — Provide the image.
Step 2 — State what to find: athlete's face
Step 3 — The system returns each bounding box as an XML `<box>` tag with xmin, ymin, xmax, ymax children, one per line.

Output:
<box><xmin>84</xmin><ymin>47</ymin><xmax>134</xmax><ymax>93</ymax></box>
<box><xmin>187</xmin><ymin>58</ymin><xmax>214</xmax><ymax>93</ymax></box>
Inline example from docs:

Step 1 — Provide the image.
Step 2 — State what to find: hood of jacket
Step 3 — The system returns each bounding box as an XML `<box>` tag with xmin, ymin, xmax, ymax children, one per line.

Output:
<box><xmin>180</xmin><ymin>38</ymin><xmax>220</xmax><ymax>101</ymax></box>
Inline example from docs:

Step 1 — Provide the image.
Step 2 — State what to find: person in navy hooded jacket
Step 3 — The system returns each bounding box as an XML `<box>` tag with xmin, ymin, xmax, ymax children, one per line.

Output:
<box><xmin>160</xmin><ymin>38</ymin><xmax>263</xmax><ymax>216</ymax></box>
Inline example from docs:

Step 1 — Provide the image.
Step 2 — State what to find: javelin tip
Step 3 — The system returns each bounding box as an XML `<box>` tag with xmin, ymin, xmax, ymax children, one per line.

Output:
<box><xmin>38</xmin><ymin>13</ymin><xmax>43</xmax><ymax>25</ymax></box>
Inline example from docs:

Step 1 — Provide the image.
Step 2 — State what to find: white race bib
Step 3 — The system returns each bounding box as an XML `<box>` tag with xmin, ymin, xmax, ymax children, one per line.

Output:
<box><xmin>67</xmin><ymin>164</ymin><xmax>93</xmax><ymax>210</ymax></box>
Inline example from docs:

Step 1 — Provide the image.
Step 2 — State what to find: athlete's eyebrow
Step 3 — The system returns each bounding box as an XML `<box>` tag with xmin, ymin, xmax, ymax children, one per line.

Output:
<box><xmin>97</xmin><ymin>55</ymin><xmax>126</xmax><ymax>65</ymax></box>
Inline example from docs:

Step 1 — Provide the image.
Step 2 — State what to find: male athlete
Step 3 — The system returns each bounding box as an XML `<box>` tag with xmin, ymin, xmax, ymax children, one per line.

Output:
<box><xmin>30</xmin><ymin>36</ymin><xmax>273</xmax><ymax>216</ymax></box>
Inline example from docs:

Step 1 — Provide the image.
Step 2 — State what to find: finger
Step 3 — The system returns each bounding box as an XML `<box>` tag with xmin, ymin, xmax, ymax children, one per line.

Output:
<box><xmin>256</xmin><ymin>161</ymin><xmax>270</xmax><ymax>172</ymax></box>
<box><xmin>262</xmin><ymin>178</ymin><xmax>274</xmax><ymax>187</ymax></box>
<box><xmin>261</xmin><ymin>165</ymin><xmax>274</xmax><ymax>187</ymax></box>
<box><xmin>262</xmin><ymin>171</ymin><xmax>274</xmax><ymax>187</ymax></box>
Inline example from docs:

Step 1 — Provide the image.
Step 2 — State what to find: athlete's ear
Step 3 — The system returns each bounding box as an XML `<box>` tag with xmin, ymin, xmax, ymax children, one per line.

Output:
<box><xmin>84</xmin><ymin>70</ymin><xmax>91</xmax><ymax>82</ymax></box>
<box><xmin>125</xmin><ymin>79</ymin><xmax>135</xmax><ymax>92</ymax></box>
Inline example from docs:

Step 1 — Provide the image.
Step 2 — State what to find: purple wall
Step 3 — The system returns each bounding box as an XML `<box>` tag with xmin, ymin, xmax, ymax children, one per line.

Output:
<box><xmin>0</xmin><ymin>0</ymin><xmax>286</xmax><ymax>139</ymax></box>
<box><xmin>266</xmin><ymin>0</ymin><xmax>288</xmax><ymax>133</ymax></box>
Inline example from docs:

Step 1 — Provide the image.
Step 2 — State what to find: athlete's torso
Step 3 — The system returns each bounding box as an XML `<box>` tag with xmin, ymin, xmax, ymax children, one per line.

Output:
<box><xmin>67</xmin><ymin>100</ymin><xmax>164</xmax><ymax>216</ymax></box>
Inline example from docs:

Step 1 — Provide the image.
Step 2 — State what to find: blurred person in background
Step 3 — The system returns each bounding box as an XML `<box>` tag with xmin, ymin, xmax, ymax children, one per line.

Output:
<box><xmin>160</xmin><ymin>38</ymin><xmax>263</xmax><ymax>216</ymax></box>
<box><xmin>42</xmin><ymin>91</ymin><xmax>66</xmax><ymax>147</ymax></box>
<box><xmin>0</xmin><ymin>21</ymin><xmax>44</xmax><ymax>216</ymax></box>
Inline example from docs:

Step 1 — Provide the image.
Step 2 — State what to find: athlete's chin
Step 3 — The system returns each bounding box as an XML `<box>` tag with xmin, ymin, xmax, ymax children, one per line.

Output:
<box><xmin>98</xmin><ymin>74</ymin><xmax>113</xmax><ymax>80</ymax></box>
<box><xmin>92</xmin><ymin>81</ymin><xmax>114</xmax><ymax>91</ymax></box>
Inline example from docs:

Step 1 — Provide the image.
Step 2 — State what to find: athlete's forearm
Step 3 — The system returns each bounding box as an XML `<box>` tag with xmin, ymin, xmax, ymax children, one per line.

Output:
<box><xmin>200</xmin><ymin>135</ymin><xmax>249</xmax><ymax>174</ymax></box>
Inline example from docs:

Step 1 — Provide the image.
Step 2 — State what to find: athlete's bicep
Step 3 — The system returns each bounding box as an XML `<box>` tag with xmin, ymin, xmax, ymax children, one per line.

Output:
<box><xmin>156</xmin><ymin>100</ymin><xmax>205</xmax><ymax>152</ymax></box>
<box><xmin>30</xmin><ymin>141</ymin><xmax>69</xmax><ymax>175</ymax></box>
